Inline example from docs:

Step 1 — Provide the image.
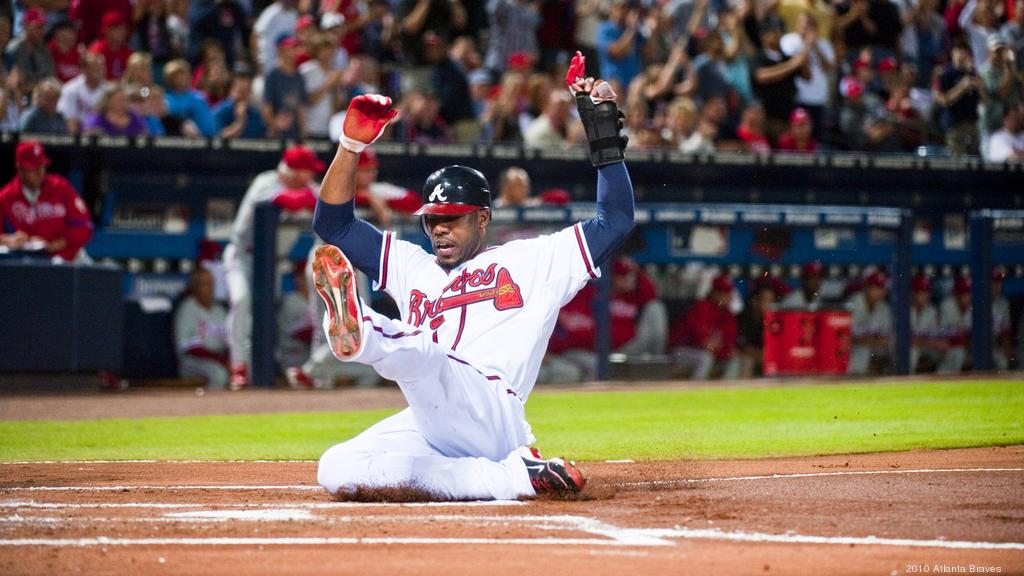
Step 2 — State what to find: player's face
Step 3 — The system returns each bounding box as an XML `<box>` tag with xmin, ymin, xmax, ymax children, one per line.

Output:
<box><xmin>957</xmin><ymin>292</ymin><xmax>971</xmax><ymax>310</ymax></box>
<box><xmin>281</xmin><ymin>168</ymin><xmax>313</xmax><ymax>189</ymax></box>
<box><xmin>803</xmin><ymin>274</ymin><xmax>821</xmax><ymax>295</ymax></box>
<box><xmin>912</xmin><ymin>290</ymin><xmax>930</xmax><ymax>308</ymax></box>
<box><xmin>866</xmin><ymin>284</ymin><xmax>886</xmax><ymax>304</ymax></box>
<box><xmin>423</xmin><ymin>209</ymin><xmax>489</xmax><ymax>268</ymax></box>
<box><xmin>18</xmin><ymin>166</ymin><xmax>45</xmax><ymax>189</ymax></box>
<box><xmin>713</xmin><ymin>289</ymin><xmax>730</xmax><ymax>308</ymax></box>
<box><xmin>192</xmin><ymin>270</ymin><xmax>215</xmax><ymax>308</ymax></box>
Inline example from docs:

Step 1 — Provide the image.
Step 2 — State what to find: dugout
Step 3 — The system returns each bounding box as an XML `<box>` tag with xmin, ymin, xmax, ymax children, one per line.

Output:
<box><xmin>2</xmin><ymin>135</ymin><xmax>1022</xmax><ymax>381</ymax></box>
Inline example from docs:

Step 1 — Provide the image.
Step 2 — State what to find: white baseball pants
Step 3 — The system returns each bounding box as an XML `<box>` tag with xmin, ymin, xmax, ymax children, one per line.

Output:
<box><xmin>317</xmin><ymin>305</ymin><xmax>535</xmax><ymax>500</ymax></box>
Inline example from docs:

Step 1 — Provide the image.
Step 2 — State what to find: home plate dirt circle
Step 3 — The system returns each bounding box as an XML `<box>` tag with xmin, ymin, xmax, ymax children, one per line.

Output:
<box><xmin>0</xmin><ymin>446</ymin><xmax>1021</xmax><ymax>576</ymax></box>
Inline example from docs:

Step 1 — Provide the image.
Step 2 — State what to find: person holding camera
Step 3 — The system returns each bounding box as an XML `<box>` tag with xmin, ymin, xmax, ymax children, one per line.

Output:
<box><xmin>934</xmin><ymin>40</ymin><xmax>986</xmax><ymax>155</ymax></box>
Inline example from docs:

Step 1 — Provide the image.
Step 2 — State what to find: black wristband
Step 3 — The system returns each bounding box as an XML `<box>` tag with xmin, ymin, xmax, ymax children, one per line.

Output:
<box><xmin>576</xmin><ymin>94</ymin><xmax>626</xmax><ymax>166</ymax></box>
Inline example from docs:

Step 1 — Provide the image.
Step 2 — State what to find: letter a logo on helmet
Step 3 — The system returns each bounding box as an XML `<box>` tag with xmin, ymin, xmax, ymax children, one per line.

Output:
<box><xmin>414</xmin><ymin>165</ymin><xmax>491</xmax><ymax>216</ymax></box>
<box><xmin>429</xmin><ymin>183</ymin><xmax>447</xmax><ymax>203</ymax></box>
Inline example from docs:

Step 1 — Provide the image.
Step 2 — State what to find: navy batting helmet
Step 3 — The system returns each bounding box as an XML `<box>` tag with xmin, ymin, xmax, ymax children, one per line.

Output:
<box><xmin>414</xmin><ymin>165</ymin><xmax>491</xmax><ymax>216</ymax></box>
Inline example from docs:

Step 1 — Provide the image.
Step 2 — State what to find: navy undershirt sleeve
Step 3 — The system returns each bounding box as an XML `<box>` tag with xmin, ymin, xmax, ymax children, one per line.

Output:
<box><xmin>312</xmin><ymin>199</ymin><xmax>384</xmax><ymax>282</ymax></box>
<box><xmin>581</xmin><ymin>161</ymin><xmax>635</xmax><ymax>268</ymax></box>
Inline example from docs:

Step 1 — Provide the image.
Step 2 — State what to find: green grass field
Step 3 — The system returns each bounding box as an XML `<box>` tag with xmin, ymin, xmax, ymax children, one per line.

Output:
<box><xmin>0</xmin><ymin>380</ymin><xmax>1021</xmax><ymax>462</ymax></box>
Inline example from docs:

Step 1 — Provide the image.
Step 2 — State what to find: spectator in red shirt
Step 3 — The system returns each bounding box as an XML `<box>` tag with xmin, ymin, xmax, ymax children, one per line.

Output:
<box><xmin>670</xmin><ymin>274</ymin><xmax>741</xmax><ymax>380</ymax></box>
<box><xmin>736</xmin><ymin>103</ymin><xmax>772</xmax><ymax>154</ymax></box>
<box><xmin>47</xmin><ymin>20</ymin><xmax>82</xmax><ymax>84</ymax></box>
<box><xmin>70</xmin><ymin>0</ymin><xmax>132</xmax><ymax>45</ymax></box>
<box><xmin>0</xmin><ymin>141</ymin><xmax>94</xmax><ymax>262</ymax></box>
<box><xmin>776</xmin><ymin>107</ymin><xmax>819</xmax><ymax>152</ymax></box>
<box><xmin>88</xmin><ymin>11</ymin><xmax>134</xmax><ymax>80</ymax></box>
<box><xmin>293</xmin><ymin>14</ymin><xmax>318</xmax><ymax>68</ymax></box>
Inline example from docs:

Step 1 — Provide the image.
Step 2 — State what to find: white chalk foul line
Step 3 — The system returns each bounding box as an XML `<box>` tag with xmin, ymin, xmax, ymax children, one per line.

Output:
<box><xmin>624</xmin><ymin>467</ymin><xmax>1024</xmax><ymax>487</ymax></box>
<box><xmin>0</xmin><ymin>460</ymin><xmax>319</xmax><ymax>465</ymax></box>
<box><xmin>2</xmin><ymin>485</ymin><xmax>324</xmax><ymax>492</ymax></box>
<box><xmin>1</xmin><ymin>530</ymin><xmax>1020</xmax><ymax>551</ymax></box>
<box><xmin>0</xmin><ymin>499</ymin><xmax>525</xmax><ymax>510</ymax></box>
<box><xmin>0</xmin><ymin>536</ymin><xmax>623</xmax><ymax>547</ymax></box>
<box><xmin>633</xmin><ymin>528</ymin><xmax>1024</xmax><ymax>551</ymax></box>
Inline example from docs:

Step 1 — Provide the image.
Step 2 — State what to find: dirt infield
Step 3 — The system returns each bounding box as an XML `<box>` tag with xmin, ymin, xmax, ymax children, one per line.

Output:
<box><xmin>1</xmin><ymin>446</ymin><xmax>1022</xmax><ymax>575</ymax></box>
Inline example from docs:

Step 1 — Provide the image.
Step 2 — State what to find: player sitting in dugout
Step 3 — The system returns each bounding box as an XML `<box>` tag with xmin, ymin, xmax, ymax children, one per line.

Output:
<box><xmin>669</xmin><ymin>274</ymin><xmax>741</xmax><ymax>380</ymax></box>
<box><xmin>0</xmin><ymin>141</ymin><xmax>94</xmax><ymax>262</ymax></box>
<box><xmin>938</xmin><ymin>270</ymin><xmax>1013</xmax><ymax>373</ymax></box>
<box><xmin>540</xmin><ymin>255</ymin><xmax>668</xmax><ymax>384</ymax></box>
<box><xmin>308</xmin><ymin>52</ymin><xmax>630</xmax><ymax>500</ymax></box>
<box><xmin>847</xmin><ymin>271</ymin><xmax>893</xmax><ymax>376</ymax></box>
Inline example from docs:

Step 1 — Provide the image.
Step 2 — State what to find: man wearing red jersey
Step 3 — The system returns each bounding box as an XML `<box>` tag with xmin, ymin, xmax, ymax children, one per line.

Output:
<box><xmin>88</xmin><ymin>11</ymin><xmax>134</xmax><ymax>80</ymax></box>
<box><xmin>0</xmin><ymin>141</ymin><xmax>94</xmax><ymax>262</ymax></box>
<box><xmin>670</xmin><ymin>274</ymin><xmax>741</xmax><ymax>380</ymax></box>
<box><xmin>47</xmin><ymin>20</ymin><xmax>83</xmax><ymax>83</ymax></box>
<box><xmin>540</xmin><ymin>256</ymin><xmax>667</xmax><ymax>383</ymax></box>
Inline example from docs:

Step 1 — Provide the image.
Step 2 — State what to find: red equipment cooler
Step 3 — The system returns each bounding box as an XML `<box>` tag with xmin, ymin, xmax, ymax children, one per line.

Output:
<box><xmin>763</xmin><ymin>311</ymin><xmax>818</xmax><ymax>376</ymax></box>
<box><xmin>815</xmin><ymin>309</ymin><xmax>852</xmax><ymax>374</ymax></box>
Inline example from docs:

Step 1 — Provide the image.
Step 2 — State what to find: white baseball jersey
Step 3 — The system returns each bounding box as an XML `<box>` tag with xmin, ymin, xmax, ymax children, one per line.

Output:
<box><xmin>375</xmin><ymin>223</ymin><xmax>600</xmax><ymax>400</ymax></box>
<box><xmin>939</xmin><ymin>297</ymin><xmax>970</xmax><ymax>340</ymax></box>
<box><xmin>992</xmin><ymin>295</ymin><xmax>1010</xmax><ymax>336</ymax></box>
<box><xmin>174</xmin><ymin>297</ymin><xmax>229</xmax><ymax>356</ymax></box>
<box><xmin>277</xmin><ymin>290</ymin><xmax>313</xmax><ymax>369</ymax></box>
<box><xmin>228</xmin><ymin>170</ymin><xmax>320</xmax><ymax>257</ymax></box>
<box><xmin>849</xmin><ymin>292</ymin><xmax>892</xmax><ymax>337</ymax></box>
<box><xmin>911</xmin><ymin>303</ymin><xmax>940</xmax><ymax>338</ymax></box>
<box><xmin>939</xmin><ymin>295</ymin><xmax>1011</xmax><ymax>339</ymax></box>
<box><xmin>779</xmin><ymin>289</ymin><xmax>820</xmax><ymax>310</ymax></box>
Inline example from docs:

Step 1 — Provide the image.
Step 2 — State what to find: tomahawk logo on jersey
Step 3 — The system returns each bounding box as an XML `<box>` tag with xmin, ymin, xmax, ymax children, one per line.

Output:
<box><xmin>375</xmin><ymin>224</ymin><xmax>599</xmax><ymax>401</ymax></box>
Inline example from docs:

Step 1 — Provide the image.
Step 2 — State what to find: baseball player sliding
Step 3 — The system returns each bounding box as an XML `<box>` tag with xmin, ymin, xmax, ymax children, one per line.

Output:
<box><xmin>312</xmin><ymin>53</ymin><xmax>633</xmax><ymax>499</ymax></box>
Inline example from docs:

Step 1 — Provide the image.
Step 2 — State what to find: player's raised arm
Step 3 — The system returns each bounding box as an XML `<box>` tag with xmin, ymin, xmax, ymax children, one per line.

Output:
<box><xmin>319</xmin><ymin>95</ymin><xmax>397</xmax><ymax>206</ymax></box>
<box><xmin>566</xmin><ymin>51</ymin><xmax>636</xmax><ymax>269</ymax></box>
<box><xmin>312</xmin><ymin>95</ymin><xmax>398</xmax><ymax>280</ymax></box>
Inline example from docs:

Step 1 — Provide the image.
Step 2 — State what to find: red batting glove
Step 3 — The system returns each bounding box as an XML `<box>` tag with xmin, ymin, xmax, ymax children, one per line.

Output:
<box><xmin>341</xmin><ymin>94</ymin><xmax>398</xmax><ymax>153</ymax></box>
<box><xmin>273</xmin><ymin>188</ymin><xmax>317</xmax><ymax>212</ymax></box>
<box><xmin>565</xmin><ymin>51</ymin><xmax>586</xmax><ymax>94</ymax></box>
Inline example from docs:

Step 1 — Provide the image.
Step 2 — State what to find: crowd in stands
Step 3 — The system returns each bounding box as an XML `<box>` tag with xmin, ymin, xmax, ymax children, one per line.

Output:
<box><xmin>1</xmin><ymin>0</ymin><xmax>1021</xmax><ymax>159</ymax></box>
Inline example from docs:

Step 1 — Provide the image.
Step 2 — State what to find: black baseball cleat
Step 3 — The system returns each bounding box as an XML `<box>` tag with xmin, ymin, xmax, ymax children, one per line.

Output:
<box><xmin>312</xmin><ymin>244</ymin><xmax>364</xmax><ymax>360</ymax></box>
<box><xmin>519</xmin><ymin>446</ymin><xmax>586</xmax><ymax>495</ymax></box>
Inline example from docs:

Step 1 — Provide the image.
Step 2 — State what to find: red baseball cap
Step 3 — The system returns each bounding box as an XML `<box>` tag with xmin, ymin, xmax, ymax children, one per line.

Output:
<box><xmin>612</xmin><ymin>258</ymin><xmax>634</xmax><ymax>276</ymax></box>
<box><xmin>712</xmin><ymin>274</ymin><xmax>734</xmax><ymax>293</ymax></box>
<box><xmin>991</xmin><ymin>266</ymin><xmax>1006</xmax><ymax>282</ymax></box>
<box><xmin>865</xmin><ymin>271</ymin><xmax>888</xmax><ymax>288</ymax></box>
<box><xmin>911</xmin><ymin>274</ymin><xmax>931</xmax><ymax>293</ymax></box>
<box><xmin>507</xmin><ymin>52</ymin><xmax>533</xmax><ymax>71</ymax></box>
<box><xmin>852</xmin><ymin>58</ymin><xmax>871</xmax><ymax>73</ymax></box>
<box><xmin>877</xmin><ymin>56</ymin><xmax>898</xmax><ymax>73</ymax></box>
<box><xmin>23</xmin><ymin>8</ymin><xmax>46</xmax><ymax>27</ymax></box>
<box><xmin>954</xmin><ymin>276</ymin><xmax>972</xmax><ymax>295</ymax></box>
<box><xmin>358</xmin><ymin>147</ymin><xmax>379</xmax><ymax>170</ymax></box>
<box><xmin>802</xmin><ymin>261</ymin><xmax>824</xmax><ymax>277</ymax></box>
<box><xmin>16</xmin><ymin>140</ymin><xmax>50</xmax><ymax>170</ymax></box>
<box><xmin>840</xmin><ymin>76</ymin><xmax>864</xmax><ymax>99</ymax></box>
<box><xmin>790</xmin><ymin>107</ymin><xmax>811</xmax><ymax>125</ymax></box>
<box><xmin>282</xmin><ymin>145</ymin><xmax>325</xmax><ymax>173</ymax></box>
<box><xmin>101</xmin><ymin>10</ymin><xmax>126</xmax><ymax>31</ymax></box>
<box><xmin>296</xmin><ymin>14</ymin><xmax>315</xmax><ymax>30</ymax></box>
